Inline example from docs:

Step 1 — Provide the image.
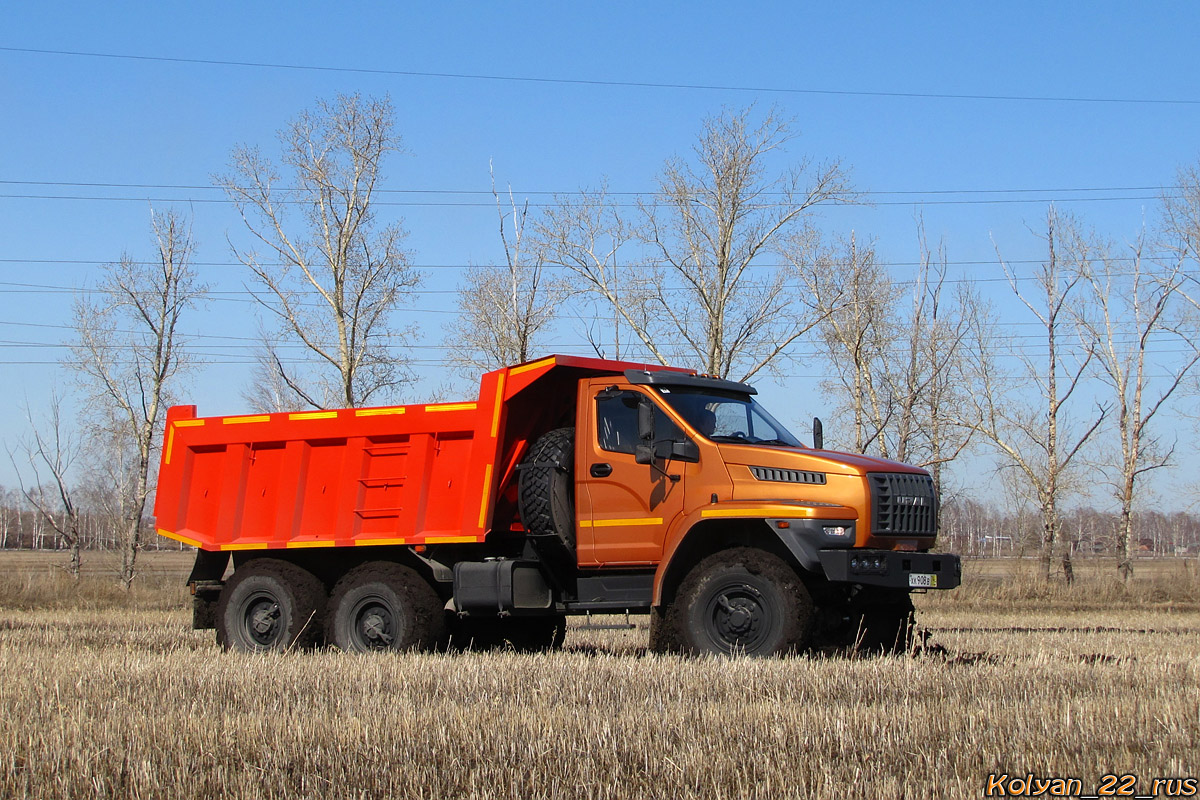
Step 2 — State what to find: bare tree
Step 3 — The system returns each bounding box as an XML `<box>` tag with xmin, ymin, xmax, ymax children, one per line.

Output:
<box><xmin>9</xmin><ymin>393</ymin><xmax>84</xmax><ymax>577</ymax></box>
<box><xmin>535</xmin><ymin>182</ymin><xmax>643</xmax><ymax>361</ymax></box>
<box><xmin>1161</xmin><ymin>160</ymin><xmax>1200</xmax><ymax>265</ymax></box>
<box><xmin>1071</xmin><ymin>224</ymin><xmax>1200</xmax><ymax>578</ymax></box>
<box><xmin>890</xmin><ymin>224</ymin><xmax>977</xmax><ymax>495</ymax></box>
<box><xmin>794</xmin><ymin>232</ymin><xmax>890</xmax><ymax>453</ymax></box>
<box><xmin>539</xmin><ymin>106</ymin><xmax>853</xmax><ymax>380</ymax></box>
<box><xmin>242</xmin><ymin>331</ymin><xmax>299</xmax><ymax>413</ymax></box>
<box><xmin>446</xmin><ymin>164</ymin><xmax>559</xmax><ymax>372</ymax></box>
<box><xmin>219</xmin><ymin>93</ymin><xmax>420</xmax><ymax>409</ymax></box>
<box><xmin>964</xmin><ymin>208</ymin><xmax>1105</xmax><ymax>581</ymax></box>
<box><xmin>794</xmin><ymin>225</ymin><xmax>974</xmax><ymax>505</ymax></box>
<box><xmin>69</xmin><ymin>209</ymin><xmax>205</xmax><ymax>588</ymax></box>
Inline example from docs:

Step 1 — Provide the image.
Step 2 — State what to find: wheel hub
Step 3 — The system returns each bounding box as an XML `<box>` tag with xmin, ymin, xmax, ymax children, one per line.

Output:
<box><xmin>707</xmin><ymin>583</ymin><xmax>768</xmax><ymax>650</ymax></box>
<box><xmin>355</xmin><ymin>602</ymin><xmax>394</xmax><ymax>647</ymax></box>
<box><xmin>244</xmin><ymin>597</ymin><xmax>282</xmax><ymax>646</ymax></box>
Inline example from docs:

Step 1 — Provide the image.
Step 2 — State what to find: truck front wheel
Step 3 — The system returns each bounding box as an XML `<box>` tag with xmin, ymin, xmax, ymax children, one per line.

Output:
<box><xmin>661</xmin><ymin>548</ymin><xmax>814</xmax><ymax>656</ymax></box>
<box><xmin>216</xmin><ymin>560</ymin><xmax>326</xmax><ymax>653</ymax></box>
<box><xmin>326</xmin><ymin>562</ymin><xmax>445</xmax><ymax>652</ymax></box>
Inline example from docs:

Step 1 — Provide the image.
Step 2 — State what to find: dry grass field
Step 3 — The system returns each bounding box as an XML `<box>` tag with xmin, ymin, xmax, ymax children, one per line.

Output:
<box><xmin>1</xmin><ymin>552</ymin><xmax>1197</xmax><ymax>799</ymax></box>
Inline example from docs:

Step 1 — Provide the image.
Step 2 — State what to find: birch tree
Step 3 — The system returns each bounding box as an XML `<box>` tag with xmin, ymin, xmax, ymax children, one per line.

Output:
<box><xmin>70</xmin><ymin>209</ymin><xmax>205</xmax><ymax>587</ymax></box>
<box><xmin>538</xmin><ymin>106</ymin><xmax>853</xmax><ymax>380</ymax></box>
<box><xmin>792</xmin><ymin>225</ymin><xmax>974</xmax><ymax>505</ymax></box>
<box><xmin>220</xmin><ymin>93</ymin><xmax>420</xmax><ymax>409</ymax></box>
<box><xmin>447</xmin><ymin>165</ymin><xmax>558</xmax><ymax>372</ymax></box>
<box><xmin>794</xmin><ymin>232</ymin><xmax>890</xmax><ymax>453</ymax></box>
<box><xmin>1071</xmin><ymin>224</ymin><xmax>1200</xmax><ymax>578</ymax></box>
<box><xmin>964</xmin><ymin>208</ymin><xmax>1105</xmax><ymax>581</ymax></box>
<box><xmin>9</xmin><ymin>394</ymin><xmax>84</xmax><ymax>577</ymax></box>
<box><xmin>535</xmin><ymin>183</ymin><xmax>642</xmax><ymax>361</ymax></box>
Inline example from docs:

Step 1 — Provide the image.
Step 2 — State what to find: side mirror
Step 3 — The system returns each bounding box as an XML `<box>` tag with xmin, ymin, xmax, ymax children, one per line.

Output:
<box><xmin>634</xmin><ymin>444</ymin><xmax>654</xmax><ymax>465</ymax></box>
<box><xmin>637</xmin><ymin>397</ymin><xmax>655</xmax><ymax>442</ymax></box>
<box><xmin>813</xmin><ymin>417</ymin><xmax>824</xmax><ymax>450</ymax></box>
<box><xmin>670</xmin><ymin>439</ymin><xmax>699</xmax><ymax>463</ymax></box>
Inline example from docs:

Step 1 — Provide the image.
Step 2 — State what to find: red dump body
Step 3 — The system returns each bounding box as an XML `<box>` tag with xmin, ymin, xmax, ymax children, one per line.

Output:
<box><xmin>153</xmin><ymin>355</ymin><xmax>683</xmax><ymax>552</ymax></box>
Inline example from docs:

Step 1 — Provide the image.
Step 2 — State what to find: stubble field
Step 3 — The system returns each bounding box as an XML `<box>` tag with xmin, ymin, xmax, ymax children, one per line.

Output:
<box><xmin>0</xmin><ymin>552</ymin><xmax>1197</xmax><ymax>799</ymax></box>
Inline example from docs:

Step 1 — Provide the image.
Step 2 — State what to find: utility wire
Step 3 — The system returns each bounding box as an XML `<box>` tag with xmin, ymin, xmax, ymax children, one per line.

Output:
<box><xmin>3</xmin><ymin>46</ymin><xmax>1199</xmax><ymax>106</ymax></box>
<box><xmin>0</xmin><ymin>192</ymin><xmax>1175</xmax><ymax>208</ymax></box>
<box><xmin>0</xmin><ymin>179</ymin><xmax>1179</xmax><ymax>197</ymax></box>
<box><xmin>0</xmin><ymin>256</ymin><xmax>1165</xmax><ymax>269</ymax></box>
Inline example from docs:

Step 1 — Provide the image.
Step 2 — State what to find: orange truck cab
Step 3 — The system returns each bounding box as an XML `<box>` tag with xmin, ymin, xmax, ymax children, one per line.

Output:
<box><xmin>155</xmin><ymin>354</ymin><xmax>960</xmax><ymax>655</ymax></box>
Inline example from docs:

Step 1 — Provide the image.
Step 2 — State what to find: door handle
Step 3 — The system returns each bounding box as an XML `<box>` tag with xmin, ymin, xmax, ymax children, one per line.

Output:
<box><xmin>590</xmin><ymin>462</ymin><xmax>613</xmax><ymax>478</ymax></box>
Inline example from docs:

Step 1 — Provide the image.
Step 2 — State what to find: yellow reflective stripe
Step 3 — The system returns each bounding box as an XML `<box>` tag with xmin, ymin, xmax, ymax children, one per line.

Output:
<box><xmin>223</xmin><ymin>415</ymin><xmax>271</xmax><ymax>425</ymax></box>
<box><xmin>354</xmin><ymin>538</ymin><xmax>408</xmax><ymax>546</ymax></box>
<box><xmin>157</xmin><ymin>528</ymin><xmax>201</xmax><ymax>548</ymax></box>
<box><xmin>355</xmin><ymin>407</ymin><xmax>406</xmax><ymax>417</ymax></box>
<box><xmin>288</xmin><ymin>411</ymin><xmax>338</xmax><ymax>421</ymax></box>
<box><xmin>174</xmin><ymin>419</ymin><xmax>205</xmax><ymax>427</ymax></box>
<box><xmin>285</xmin><ymin>540</ymin><xmax>336</xmax><ymax>548</ymax></box>
<box><xmin>425</xmin><ymin>535</ymin><xmax>480</xmax><ymax>544</ymax></box>
<box><xmin>490</xmin><ymin>371</ymin><xmax>507</xmax><ymax>438</ymax></box>
<box><xmin>508</xmin><ymin>356</ymin><xmax>556</xmax><ymax>376</ymax></box>
<box><xmin>477</xmin><ymin>463</ymin><xmax>494</xmax><ymax>528</ymax></box>
<box><xmin>579</xmin><ymin>517</ymin><xmax>663</xmax><ymax>528</ymax></box>
<box><xmin>164</xmin><ymin>425</ymin><xmax>176</xmax><ymax>465</ymax></box>
<box><xmin>426</xmin><ymin>402</ymin><xmax>476</xmax><ymax>412</ymax></box>
<box><xmin>701</xmin><ymin>507</ymin><xmax>797</xmax><ymax>518</ymax></box>
<box><xmin>220</xmin><ymin>542</ymin><xmax>270</xmax><ymax>551</ymax></box>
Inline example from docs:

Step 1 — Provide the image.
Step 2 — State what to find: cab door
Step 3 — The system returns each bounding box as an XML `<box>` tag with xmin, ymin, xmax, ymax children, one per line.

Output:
<box><xmin>576</xmin><ymin>380</ymin><xmax>691</xmax><ymax>566</ymax></box>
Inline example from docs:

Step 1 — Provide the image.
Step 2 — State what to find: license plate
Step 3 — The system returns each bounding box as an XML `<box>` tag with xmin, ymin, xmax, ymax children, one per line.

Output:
<box><xmin>909</xmin><ymin>573</ymin><xmax>937</xmax><ymax>588</ymax></box>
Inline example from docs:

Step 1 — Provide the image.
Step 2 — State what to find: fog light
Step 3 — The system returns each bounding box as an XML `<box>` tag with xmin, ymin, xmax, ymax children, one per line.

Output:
<box><xmin>822</xmin><ymin>526</ymin><xmax>849</xmax><ymax>538</ymax></box>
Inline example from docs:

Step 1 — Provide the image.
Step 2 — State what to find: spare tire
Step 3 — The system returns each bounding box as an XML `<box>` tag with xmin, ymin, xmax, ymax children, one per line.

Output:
<box><xmin>518</xmin><ymin>427</ymin><xmax>576</xmax><ymax>552</ymax></box>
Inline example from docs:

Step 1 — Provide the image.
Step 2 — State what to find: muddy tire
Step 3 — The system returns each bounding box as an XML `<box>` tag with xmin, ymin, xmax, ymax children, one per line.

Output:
<box><xmin>326</xmin><ymin>562</ymin><xmax>445</xmax><ymax>652</ymax></box>
<box><xmin>662</xmin><ymin>548</ymin><xmax>814</xmax><ymax>656</ymax></box>
<box><xmin>518</xmin><ymin>427</ymin><xmax>576</xmax><ymax>552</ymax></box>
<box><xmin>216</xmin><ymin>560</ymin><xmax>326</xmax><ymax>653</ymax></box>
<box><xmin>648</xmin><ymin>606</ymin><xmax>680</xmax><ymax>653</ymax></box>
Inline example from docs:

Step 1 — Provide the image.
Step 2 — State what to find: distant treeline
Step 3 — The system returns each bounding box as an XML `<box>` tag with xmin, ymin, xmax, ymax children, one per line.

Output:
<box><xmin>1</xmin><ymin>488</ymin><xmax>1195</xmax><ymax>560</ymax></box>
<box><xmin>0</xmin><ymin>490</ymin><xmax>179</xmax><ymax>552</ymax></box>
<box><xmin>940</xmin><ymin>501</ymin><xmax>1200</xmax><ymax>559</ymax></box>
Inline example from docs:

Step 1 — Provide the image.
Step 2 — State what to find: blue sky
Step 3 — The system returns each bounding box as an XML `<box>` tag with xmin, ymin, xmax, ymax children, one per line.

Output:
<box><xmin>2</xmin><ymin>3</ymin><xmax>1199</xmax><ymax>505</ymax></box>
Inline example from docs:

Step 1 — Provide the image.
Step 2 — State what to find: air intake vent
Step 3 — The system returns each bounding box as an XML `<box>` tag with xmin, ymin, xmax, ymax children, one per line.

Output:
<box><xmin>750</xmin><ymin>466</ymin><xmax>827</xmax><ymax>485</ymax></box>
<box><xmin>868</xmin><ymin>472</ymin><xmax>938</xmax><ymax>536</ymax></box>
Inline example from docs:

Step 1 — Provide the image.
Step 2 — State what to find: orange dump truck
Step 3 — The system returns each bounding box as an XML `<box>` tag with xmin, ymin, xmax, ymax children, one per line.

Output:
<box><xmin>154</xmin><ymin>354</ymin><xmax>960</xmax><ymax>655</ymax></box>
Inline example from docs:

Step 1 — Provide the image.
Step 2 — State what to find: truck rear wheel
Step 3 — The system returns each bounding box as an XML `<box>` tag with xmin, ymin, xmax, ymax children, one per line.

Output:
<box><xmin>216</xmin><ymin>560</ymin><xmax>326</xmax><ymax>653</ymax></box>
<box><xmin>326</xmin><ymin>562</ymin><xmax>445</xmax><ymax>652</ymax></box>
<box><xmin>518</xmin><ymin>427</ymin><xmax>576</xmax><ymax>552</ymax></box>
<box><xmin>661</xmin><ymin>548</ymin><xmax>814</xmax><ymax>656</ymax></box>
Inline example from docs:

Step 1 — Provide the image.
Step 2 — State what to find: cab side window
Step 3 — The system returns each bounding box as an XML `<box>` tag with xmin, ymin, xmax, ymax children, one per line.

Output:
<box><xmin>596</xmin><ymin>391</ymin><xmax>685</xmax><ymax>455</ymax></box>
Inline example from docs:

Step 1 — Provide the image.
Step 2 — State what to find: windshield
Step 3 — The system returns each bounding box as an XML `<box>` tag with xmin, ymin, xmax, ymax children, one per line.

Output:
<box><xmin>652</xmin><ymin>386</ymin><xmax>802</xmax><ymax>447</ymax></box>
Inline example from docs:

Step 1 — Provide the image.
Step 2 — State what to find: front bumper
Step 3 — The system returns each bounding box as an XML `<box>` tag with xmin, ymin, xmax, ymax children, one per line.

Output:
<box><xmin>818</xmin><ymin>549</ymin><xmax>961</xmax><ymax>590</ymax></box>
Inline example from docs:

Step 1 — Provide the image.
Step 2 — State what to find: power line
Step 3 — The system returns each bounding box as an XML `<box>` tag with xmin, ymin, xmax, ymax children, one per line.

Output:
<box><xmin>0</xmin><ymin>256</ymin><xmax>1165</xmax><ymax>271</ymax></box>
<box><xmin>0</xmin><ymin>179</ymin><xmax>1179</xmax><ymax>197</ymax></box>
<box><xmin>0</xmin><ymin>191</ymin><xmax>1175</xmax><ymax>208</ymax></box>
<box><xmin>4</xmin><ymin>46</ymin><xmax>1199</xmax><ymax>106</ymax></box>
